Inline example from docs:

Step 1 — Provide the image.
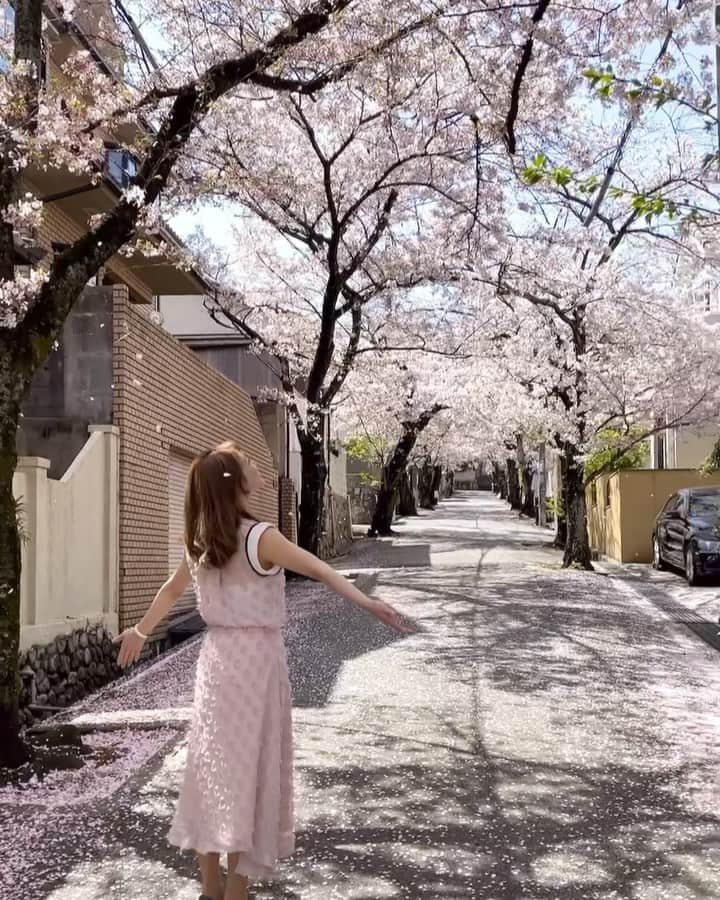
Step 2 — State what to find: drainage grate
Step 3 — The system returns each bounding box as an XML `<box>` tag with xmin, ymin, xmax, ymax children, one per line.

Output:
<box><xmin>642</xmin><ymin>587</ymin><xmax>720</xmax><ymax>653</ymax></box>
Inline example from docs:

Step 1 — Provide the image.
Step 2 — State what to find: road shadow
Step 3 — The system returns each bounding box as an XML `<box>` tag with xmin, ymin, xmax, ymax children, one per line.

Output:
<box><xmin>286</xmin><ymin>595</ymin><xmax>412</xmax><ymax>708</ymax></box>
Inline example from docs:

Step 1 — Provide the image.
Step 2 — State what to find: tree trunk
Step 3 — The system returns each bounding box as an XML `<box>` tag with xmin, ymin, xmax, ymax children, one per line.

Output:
<box><xmin>369</xmin><ymin>481</ymin><xmax>396</xmax><ymax>537</ymax></box>
<box><xmin>521</xmin><ymin>464</ymin><xmax>535</xmax><ymax>518</ymax></box>
<box><xmin>562</xmin><ymin>442</ymin><xmax>592</xmax><ymax>569</ymax></box>
<box><xmin>493</xmin><ymin>462</ymin><xmax>507</xmax><ymax>499</ymax></box>
<box><xmin>515</xmin><ymin>435</ymin><xmax>535</xmax><ymax>518</ymax></box>
<box><xmin>0</xmin><ymin>346</ymin><xmax>29</xmax><ymax>767</ymax></box>
<box><xmin>537</xmin><ymin>444</ymin><xmax>547</xmax><ymax>528</ymax></box>
<box><xmin>430</xmin><ymin>465</ymin><xmax>443</xmax><ymax>507</ymax></box>
<box><xmin>297</xmin><ymin>418</ymin><xmax>328</xmax><ymax>556</ymax></box>
<box><xmin>418</xmin><ymin>460</ymin><xmax>435</xmax><ymax>509</ymax></box>
<box><xmin>561</xmin><ymin>306</ymin><xmax>593</xmax><ymax>569</ymax></box>
<box><xmin>397</xmin><ymin>469</ymin><xmax>418</xmax><ymax>517</ymax></box>
<box><xmin>370</xmin><ymin>408</ymin><xmax>442</xmax><ymax>536</ymax></box>
<box><xmin>506</xmin><ymin>458</ymin><xmax>521</xmax><ymax>510</ymax></box>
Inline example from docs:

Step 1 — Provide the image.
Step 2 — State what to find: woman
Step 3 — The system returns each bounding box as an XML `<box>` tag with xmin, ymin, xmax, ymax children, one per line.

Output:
<box><xmin>114</xmin><ymin>441</ymin><xmax>411</xmax><ymax>900</ymax></box>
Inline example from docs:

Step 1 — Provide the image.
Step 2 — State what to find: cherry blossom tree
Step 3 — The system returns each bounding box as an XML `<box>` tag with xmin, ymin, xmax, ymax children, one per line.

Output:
<box><xmin>0</xmin><ymin>0</ymin><xmax>445</xmax><ymax>766</ymax></box>
<box><xmin>334</xmin><ymin>300</ymin><xmax>505</xmax><ymax>534</ymax></box>
<box><xmin>461</xmin><ymin>0</ymin><xmax>720</xmax><ymax>568</ymax></box>
<box><xmin>470</xmin><ymin>236</ymin><xmax>720</xmax><ymax>566</ymax></box>
<box><xmin>174</xmin><ymin>0</ymin><xmax>650</xmax><ymax>553</ymax></box>
<box><xmin>196</xmin><ymin>71</ymin><xmax>485</xmax><ymax>551</ymax></box>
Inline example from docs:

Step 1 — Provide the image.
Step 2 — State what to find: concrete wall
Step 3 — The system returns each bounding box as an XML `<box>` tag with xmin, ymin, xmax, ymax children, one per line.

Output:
<box><xmin>587</xmin><ymin>469</ymin><xmax>720</xmax><ymax>563</ymax></box>
<box><xmin>18</xmin><ymin>285</ymin><xmax>114</xmax><ymax>477</ymax></box>
<box><xmin>319</xmin><ymin>489</ymin><xmax>353</xmax><ymax>560</ymax></box>
<box><xmin>12</xmin><ymin>426</ymin><xmax>119</xmax><ymax>650</ymax></box>
<box><xmin>329</xmin><ymin>445</ymin><xmax>348</xmax><ymax>497</ymax></box>
<box><xmin>159</xmin><ymin>294</ymin><xmax>233</xmax><ymax>337</ymax></box>
<box><xmin>255</xmin><ymin>401</ymin><xmax>287</xmax><ymax>477</ymax></box>
<box><xmin>671</xmin><ymin>426</ymin><xmax>717</xmax><ymax>469</ymax></box>
<box><xmin>288</xmin><ymin>420</ymin><xmax>302</xmax><ymax>499</ymax></box>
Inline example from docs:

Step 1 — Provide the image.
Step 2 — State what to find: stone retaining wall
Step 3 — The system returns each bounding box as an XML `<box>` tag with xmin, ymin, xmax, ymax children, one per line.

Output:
<box><xmin>18</xmin><ymin>622</ymin><xmax>121</xmax><ymax>728</ymax></box>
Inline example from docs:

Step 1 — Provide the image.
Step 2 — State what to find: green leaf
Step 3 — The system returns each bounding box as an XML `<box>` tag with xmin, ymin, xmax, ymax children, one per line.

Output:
<box><xmin>521</xmin><ymin>166</ymin><xmax>544</xmax><ymax>185</ymax></box>
<box><xmin>626</xmin><ymin>88</ymin><xmax>642</xmax><ymax>102</ymax></box>
<box><xmin>552</xmin><ymin>166</ymin><xmax>573</xmax><ymax>186</ymax></box>
<box><xmin>532</xmin><ymin>152</ymin><xmax>547</xmax><ymax>169</ymax></box>
<box><xmin>650</xmin><ymin>74</ymin><xmax>664</xmax><ymax>87</ymax></box>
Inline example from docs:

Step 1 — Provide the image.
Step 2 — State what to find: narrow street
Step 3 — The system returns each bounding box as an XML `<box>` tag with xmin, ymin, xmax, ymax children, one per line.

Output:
<box><xmin>3</xmin><ymin>492</ymin><xmax>720</xmax><ymax>899</ymax></box>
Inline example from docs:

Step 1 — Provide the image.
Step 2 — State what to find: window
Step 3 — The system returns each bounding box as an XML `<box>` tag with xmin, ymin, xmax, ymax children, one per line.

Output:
<box><xmin>689</xmin><ymin>493</ymin><xmax>720</xmax><ymax>519</ymax></box>
<box><xmin>656</xmin><ymin>433</ymin><xmax>665</xmax><ymax>470</ymax></box>
<box><xmin>604</xmin><ymin>479</ymin><xmax>611</xmax><ymax>509</ymax></box>
<box><xmin>105</xmin><ymin>148</ymin><xmax>139</xmax><ymax>189</ymax></box>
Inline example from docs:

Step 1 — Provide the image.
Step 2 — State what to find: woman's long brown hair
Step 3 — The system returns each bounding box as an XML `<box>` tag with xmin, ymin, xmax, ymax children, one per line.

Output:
<box><xmin>185</xmin><ymin>443</ymin><xmax>253</xmax><ymax>568</ymax></box>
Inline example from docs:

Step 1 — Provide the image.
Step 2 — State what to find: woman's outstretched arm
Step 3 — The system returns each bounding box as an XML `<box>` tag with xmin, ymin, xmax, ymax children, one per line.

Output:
<box><xmin>259</xmin><ymin>528</ymin><xmax>413</xmax><ymax>633</ymax></box>
<box><xmin>114</xmin><ymin>559</ymin><xmax>192</xmax><ymax>667</ymax></box>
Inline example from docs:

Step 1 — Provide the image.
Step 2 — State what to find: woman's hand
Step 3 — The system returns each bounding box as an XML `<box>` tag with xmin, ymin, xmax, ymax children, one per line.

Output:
<box><xmin>113</xmin><ymin>627</ymin><xmax>147</xmax><ymax>668</ymax></box>
<box><xmin>361</xmin><ymin>596</ymin><xmax>415</xmax><ymax>634</ymax></box>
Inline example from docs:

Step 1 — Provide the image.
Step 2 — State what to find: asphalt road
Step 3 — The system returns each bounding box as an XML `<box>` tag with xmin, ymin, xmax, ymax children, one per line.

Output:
<box><xmin>3</xmin><ymin>492</ymin><xmax>720</xmax><ymax>900</ymax></box>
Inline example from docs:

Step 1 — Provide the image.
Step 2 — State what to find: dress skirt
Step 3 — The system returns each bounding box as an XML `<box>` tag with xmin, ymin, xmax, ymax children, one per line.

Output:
<box><xmin>168</xmin><ymin>626</ymin><xmax>294</xmax><ymax>877</ymax></box>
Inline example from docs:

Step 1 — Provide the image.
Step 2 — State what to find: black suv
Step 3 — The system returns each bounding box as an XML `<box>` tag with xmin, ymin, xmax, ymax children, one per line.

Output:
<box><xmin>653</xmin><ymin>487</ymin><xmax>720</xmax><ymax>585</ymax></box>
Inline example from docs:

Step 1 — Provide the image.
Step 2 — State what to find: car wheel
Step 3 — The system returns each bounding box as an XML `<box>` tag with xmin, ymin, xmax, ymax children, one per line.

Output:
<box><xmin>685</xmin><ymin>546</ymin><xmax>700</xmax><ymax>586</ymax></box>
<box><xmin>652</xmin><ymin>536</ymin><xmax>666</xmax><ymax>571</ymax></box>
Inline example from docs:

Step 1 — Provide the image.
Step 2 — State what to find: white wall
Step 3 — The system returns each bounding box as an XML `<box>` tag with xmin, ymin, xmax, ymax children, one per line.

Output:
<box><xmin>288</xmin><ymin>420</ymin><xmax>302</xmax><ymax>498</ymax></box>
<box><xmin>12</xmin><ymin>426</ymin><xmax>119</xmax><ymax>649</ymax></box>
<box><xmin>672</xmin><ymin>425</ymin><xmax>717</xmax><ymax>469</ymax></box>
<box><xmin>650</xmin><ymin>425</ymin><xmax>717</xmax><ymax>470</ymax></box>
<box><xmin>329</xmin><ymin>445</ymin><xmax>348</xmax><ymax>497</ymax></box>
<box><xmin>158</xmin><ymin>294</ymin><xmax>233</xmax><ymax>337</ymax></box>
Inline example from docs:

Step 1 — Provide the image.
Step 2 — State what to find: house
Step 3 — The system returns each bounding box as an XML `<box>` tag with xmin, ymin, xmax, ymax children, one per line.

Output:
<box><xmin>645</xmin><ymin>239</ymin><xmax>720</xmax><ymax>472</ymax></box>
<box><xmin>649</xmin><ymin>425</ymin><xmax>717</xmax><ymax>471</ymax></box>
<box><xmin>454</xmin><ymin>466</ymin><xmax>492</xmax><ymax>491</ymax></box>
<box><xmin>10</xmin><ymin>1</ymin><xmax>284</xmax><ymax>724</ymax></box>
<box><xmin>157</xmin><ymin>293</ymin><xmax>302</xmax><ymax>542</ymax></box>
<box><xmin>158</xmin><ymin>292</ymin><xmax>353</xmax><ymax>556</ymax></box>
<box><xmin>587</xmin><ymin>468</ymin><xmax>720</xmax><ymax>563</ymax></box>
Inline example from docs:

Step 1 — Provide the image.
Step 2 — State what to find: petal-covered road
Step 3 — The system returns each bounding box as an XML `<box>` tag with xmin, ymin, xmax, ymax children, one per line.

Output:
<box><xmin>3</xmin><ymin>492</ymin><xmax>720</xmax><ymax>899</ymax></box>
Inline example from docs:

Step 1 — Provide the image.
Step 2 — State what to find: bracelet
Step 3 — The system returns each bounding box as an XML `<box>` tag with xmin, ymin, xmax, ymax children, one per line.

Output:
<box><xmin>134</xmin><ymin>624</ymin><xmax>149</xmax><ymax>640</ymax></box>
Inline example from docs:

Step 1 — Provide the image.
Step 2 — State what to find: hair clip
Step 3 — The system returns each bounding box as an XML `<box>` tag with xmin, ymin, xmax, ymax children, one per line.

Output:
<box><xmin>223</xmin><ymin>472</ymin><xmax>232</xmax><ymax>478</ymax></box>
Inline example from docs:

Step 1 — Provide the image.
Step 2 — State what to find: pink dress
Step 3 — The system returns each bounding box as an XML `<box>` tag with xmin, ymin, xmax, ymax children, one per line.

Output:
<box><xmin>168</xmin><ymin>519</ymin><xmax>294</xmax><ymax>878</ymax></box>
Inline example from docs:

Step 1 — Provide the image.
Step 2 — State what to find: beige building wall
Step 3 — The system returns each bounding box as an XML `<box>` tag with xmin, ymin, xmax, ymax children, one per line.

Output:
<box><xmin>587</xmin><ymin>473</ymin><xmax>623</xmax><ymax>562</ymax></box>
<box><xmin>12</xmin><ymin>426</ymin><xmax>120</xmax><ymax>650</ymax></box>
<box><xmin>587</xmin><ymin>469</ymin><xmax>720</xmax><ymax>564</ymax></box>
<box><xmin>670</xmin><ymin>426</ymin><xmax>717</xmax><ymax>469</ymax></box>
<box><xmin>113</xmin><ymin>290</ymin><xmax>279</xmax><ymax>633</ymax></box>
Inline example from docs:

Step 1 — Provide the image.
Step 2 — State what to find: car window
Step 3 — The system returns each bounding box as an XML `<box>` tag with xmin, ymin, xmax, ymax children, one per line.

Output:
<box><xmin>661</xmin><ymin>494</ymin><xmax>680</xmax><ymax>515</ymax></box>
<box><xmin>689</xmin><ymin>494</ymin><xmax>720</xmax><ymax>519</ymax></box>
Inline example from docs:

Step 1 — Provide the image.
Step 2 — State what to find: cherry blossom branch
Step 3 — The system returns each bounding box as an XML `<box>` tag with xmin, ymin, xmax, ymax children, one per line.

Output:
<box><xmin>503</xmin><ymin>0</ymin><xmax>552</xmax><ymax>155</ymax></box>
<box><xmin>11</xmin><ymin>0</ymin><xmax>365</xmax><ymax>345</ymax></box>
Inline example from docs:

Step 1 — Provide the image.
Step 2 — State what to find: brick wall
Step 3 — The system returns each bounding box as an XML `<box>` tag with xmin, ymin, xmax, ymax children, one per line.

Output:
<box><xmin>36</xmin><ymin>195</ymin><xmax>154</xmax><ymax>303</ymax></box>
<box><xmin>279</xmin><ymin>476</ymin><xmax>298</xmax><ymax>544</ymax></box>
<box><xmin>112</xmin><ymin>289</ymin><xmax>278</xmax><ymax>632</ymax></box>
